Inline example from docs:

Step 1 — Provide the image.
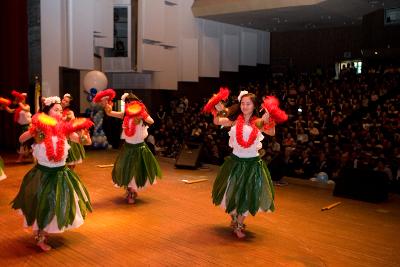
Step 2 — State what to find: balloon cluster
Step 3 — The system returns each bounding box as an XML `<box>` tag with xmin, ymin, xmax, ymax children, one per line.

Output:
<box><xmin>91</xmin><ymin>106</ymin><xmax>109</xmax><ymax>149</ymax></box>
<box><xmin>82</xmin><ymin>70</ymin><xmax>110</xmax><ymax>149</ymax></box>
<box><xmin>86</xmin><ymin>88</ymin><xmax>97</xmax><ymax>103</ymax></box>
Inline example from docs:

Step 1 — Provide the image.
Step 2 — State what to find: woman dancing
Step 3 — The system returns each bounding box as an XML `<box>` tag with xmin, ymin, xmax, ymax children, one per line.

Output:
<box><xmin>206</xmin><ymin>89</ymin><xmax>287</xmax><ymax>238</ymax></box>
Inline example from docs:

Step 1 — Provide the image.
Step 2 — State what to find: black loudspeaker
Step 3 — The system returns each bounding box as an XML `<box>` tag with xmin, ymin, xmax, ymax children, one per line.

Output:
<box><xmin>333</xmin><ymin>168</ymin><xmax>389</xmax><ymax>203</ymax></box>
<box><xmin>175</xmin><ymin>142</ymin><xmax>202</xmax><ymax>169</ymax></box>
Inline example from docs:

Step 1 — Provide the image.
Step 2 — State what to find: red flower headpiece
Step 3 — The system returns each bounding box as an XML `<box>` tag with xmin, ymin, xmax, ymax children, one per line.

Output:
<box><xmin>11</xmin><ymin>90</ymin><xmax>26</xmax><ymax>102</ymax></box>
<box><xmin>0</xmin><ymin>97</ymin><xmax>11</xmax><ymax>107</ymax></box>
<box><xmin>261</xmin><ymin>96</ymin><xmax>288</xmax><ymax>124</ymax></box>
<box><xmin>93</xmin><ymin>88</ymin><xmax>116</xmax><ymax>103</ymax></box>
<box><xmin>202</xmin><ymin>87</ymin><xmax>230</xmax><ymax>115</ymax></box>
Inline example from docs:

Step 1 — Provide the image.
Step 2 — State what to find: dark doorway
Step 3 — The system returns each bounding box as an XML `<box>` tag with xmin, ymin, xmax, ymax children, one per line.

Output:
<box><xmin>59</xmin><ymin>67</ymin><xmax>80</xmax><ymax>115</ymax></box>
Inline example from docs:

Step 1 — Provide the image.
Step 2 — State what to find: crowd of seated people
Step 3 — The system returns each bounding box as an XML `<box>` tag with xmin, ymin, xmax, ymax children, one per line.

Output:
<box><xmin>260</xmin><ymin>69</ymin><xmax>399</xmax><ymax>191</ymax></box>
<box><xmin>146</xmin><ymin>67</ymin><xmax>399</xmax><ymax>191</ymax></box>
<box><xmin>150</xmin><ymin>97</ymin><xmax>230</xmax><ymax>165</ymax></box>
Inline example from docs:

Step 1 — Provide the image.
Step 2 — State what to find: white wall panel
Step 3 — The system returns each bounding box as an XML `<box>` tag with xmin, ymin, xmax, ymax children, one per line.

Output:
<box><xmin>177</xmin><ymin>0</ymin><xmax>200</xmax><ymax>39</ymax></box>
<box><xmin>179</xmin><ymin>38</ymin><xmax>198</xmax><ymax>81</ymax></box>
<box><xmin>240</xmin><ymin>30</ymin><xmax>257</xmax><ymax>66</ymax></box>
<box><xmin>202</xmin><ymin>19</ymin><xmax>221</xmax><ymax>38</ymax></box>
<box><xmin>69</xmin><ymin>0</ymin><xmax>94</xmax><ymax>69</ymax></box>
<box><xmin>142</xmin><ymin>0</ymin><xmax>164</xmax><ymax>42</ymax></box>
<box><xmin>199</xmin><ymin>36</ymin><xmax>220</xmax><ymax>77</ymax></box>
<box><xmin>221</xmin><ymin>34</ymin><xmax>239</xmax><ymax>72</ymax></box>
<box><xmin>160</xmin><ymin>47</ymin><xmax>178</xmax><ymax>89</ymax></box>
<box><xmin>94</xmin><ymin>0</ymin><xmax>113</xmax><ymax>48</ymax></box>
<box><xmin>163</xmin><ymin>4</ymin><xmax>178</xmax><ymax>46</ymax></box>
<box><xmin>222</xmin><ymin>23</ymin><xmax>240</xmax><ymax>36</ymax></box>
<box><xmin>142</xmin><ymin>43</ymin><xmax>163</xmax><ymax>71</ymax></box>
<box><xmin>153</xmin><ymin>48</ymin><xmax>178</xmax><ymax>90</ymax></box>
<box><xmin>41</xmin><ymin>0</ymin><xmax>64</xmax><ymax>96</ymax></box>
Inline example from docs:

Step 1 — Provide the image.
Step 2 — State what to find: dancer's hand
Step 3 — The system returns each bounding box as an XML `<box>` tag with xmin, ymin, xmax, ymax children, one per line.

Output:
<box><xmin>261</xmin><ymin>110</ymin><xmax>270</xmax><ymax>123</ymax></box>
<box><xmin>104</xmin><ymin>103</ymin><xmax>112</xmax><ymax>114</ymax></box>
<box><xmin>214</xmin><ymin>102</ymin><xmax>224</xmax><ymax>112</ymax></box>
<box><xmin>80</xmin><ymin>129</ymin><xmax>92</xmax><ymax>145</ymax></box>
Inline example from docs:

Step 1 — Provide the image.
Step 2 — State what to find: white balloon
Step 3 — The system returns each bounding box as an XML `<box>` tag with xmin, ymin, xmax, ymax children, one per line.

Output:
<box><xmin>83</xmin><ymin>71</ymin><xmax>108</xmax><ymax>92</ymax></box>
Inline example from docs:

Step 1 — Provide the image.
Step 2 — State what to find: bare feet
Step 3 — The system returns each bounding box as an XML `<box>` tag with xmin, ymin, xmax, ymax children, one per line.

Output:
<box><xmin>127</xmin><ymin>194</ymin><xmax>135</xmax><ymax>204</ymax></box>
<box><xmin>233</xmin><ymin>228</ymin><xmax>246</xmax><ymax>239</ymax></box>
<box><xmin>36</xmin><ymin>234</ymin><xmax>52</xmax><ymax>251</ymax></box>
<box><xmin>233</xmin><ymin>222</ymin><xmax>246</xmax><ymax>239</ymax></box>
<box><xmin>37</xmin><ymin>240</ymin><xmax>52</xmax><ymax>251</ymax></box>
<box><xmin>126</xmin><ymin>190</ymin><xmax>138</xmax><ymax>204</ymax></box>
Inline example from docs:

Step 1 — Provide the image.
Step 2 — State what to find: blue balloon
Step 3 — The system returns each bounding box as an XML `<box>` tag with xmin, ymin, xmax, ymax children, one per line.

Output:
<box><xmin>90</xmin><ymin>88</ymin><xmax>97</xmax><ymax>95</ymax></box>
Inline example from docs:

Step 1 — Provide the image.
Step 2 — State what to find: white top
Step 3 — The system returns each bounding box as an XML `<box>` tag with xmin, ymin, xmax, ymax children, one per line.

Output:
<box><xmin>121</xmin><ymin>119</ymin><xmax>149</xmax><ymax>144</ymax></box>
<box><xmin>228</xmin><ymin>123</ymin><xmax>264</xmax><ymax>158</ymax></box>
<box><xmin>18</xmin><ymin>110</ymin><xmax>32</xmax><ymax>125</ymax></box>
<box><xmin>32</xmin><ymin>136</ymin><xmax>70</xmax><ymax>167</ymax></box>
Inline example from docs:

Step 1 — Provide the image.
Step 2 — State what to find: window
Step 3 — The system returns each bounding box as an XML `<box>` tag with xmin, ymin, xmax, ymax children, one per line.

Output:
<box><xmin>104</xmin><ymin>7</ymin><xmax>128</xmax><ymax>57</ymax></box>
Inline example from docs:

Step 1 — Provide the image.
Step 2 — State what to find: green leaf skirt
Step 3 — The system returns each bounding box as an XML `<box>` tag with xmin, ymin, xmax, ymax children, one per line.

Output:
<box><xmin>17</xmin><ymin>124</ymin><xmax>32</xmax><ymax>151</ymax></box>
<box><xmin>112</xmin><ymin>142</ymin><xmax>162</xmax><ymax>189</ymax></box>
<box><xmin>0</xmin><ymin>156</ymin><xmax>4</xmax><ymax>170</ymax></box>
<box><xmin>0</xmin><ymin>156</ymin><xmax>5</xmax><ymax>180</ymax></box>
<box><xmin>66</xmin><ymin>140</ymin><xmax>85</xmax><ymax>164</ymax></box>
<box><xmin>212</xmin><ymin>154</ymin><xmax>275</xmax><ymax>216</ymax></box>
<box><xmin>11</xmin><ymin>164</ymin><xmax>92</xmax><ymax>232</ymax></box>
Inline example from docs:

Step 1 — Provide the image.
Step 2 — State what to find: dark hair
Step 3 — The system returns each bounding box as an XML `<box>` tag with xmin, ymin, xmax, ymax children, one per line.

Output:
<box><xmin>125</xmin><ymin>93</ymin><xmax>140</xmax><ymax>103</ymax></box>
<box><xmin>42</xmin><ymin>103</ymin><xmax>58</xmax><ymax>114</ymax></box>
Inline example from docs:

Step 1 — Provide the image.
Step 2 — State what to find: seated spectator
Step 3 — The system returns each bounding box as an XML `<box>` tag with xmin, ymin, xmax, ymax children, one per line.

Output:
<box><xmin>296</xmin><ymin>128</ymin><xmax>309</xmax><ymax>144</ymax></box>
<box><xmin>283</xmin><ymin>133</ymin><xmax>295</xmax><ymax>147</ymax></box>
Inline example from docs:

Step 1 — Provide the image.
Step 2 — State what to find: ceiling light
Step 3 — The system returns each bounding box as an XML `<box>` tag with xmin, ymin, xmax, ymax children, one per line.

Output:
<box><xmin>374</xmin><ymin>51</ymin><xmax>378</xmax><ymax>55</ymax></box>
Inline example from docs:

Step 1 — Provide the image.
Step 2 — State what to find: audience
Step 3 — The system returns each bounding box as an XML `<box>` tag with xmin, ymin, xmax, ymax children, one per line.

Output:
<box><xmin>145</xmin><ymin>67</ymin><xmax>399</xmax><ymax>191</ymax></box>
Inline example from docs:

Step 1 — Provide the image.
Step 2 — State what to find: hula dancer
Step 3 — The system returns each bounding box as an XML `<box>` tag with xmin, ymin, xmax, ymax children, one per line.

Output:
<box><xmin>6</xmin><ymin>91</ymin><xmax>33</xmax><ymax>162</ymax></box>
<box><xmin>206</xmin><ymin>90</ymin><xmax>287</xmax><ymax>238</ymax></box>
<box><xmin>95</xmin><ymin>89</ymin><xmax>162</xmax><ymax>204</ymax></box>
<box><xmin>61</xmin><ymin>94</ymin><xmax>86</xmax><ymax>169</ymax></box>
<box><xmin>0</xmin><ymin>98</ymin><xmax>10</xmax><ymax>180</ymax></box>
<box><xmin>11</xmin><ymin>96</ymin><xmax>93</xmax><ymax>251</ymax></box>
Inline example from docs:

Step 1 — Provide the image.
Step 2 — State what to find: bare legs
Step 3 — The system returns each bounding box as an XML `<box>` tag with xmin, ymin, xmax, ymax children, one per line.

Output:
<box><xmin>16</xmin><ymin>145</ymin><xmax>31</xmax><ymax>163</ymax></box>
<box><xmin>230</xmin><ymin>214</ymin><xmax>246</xmax><ymax>238</ymax></box>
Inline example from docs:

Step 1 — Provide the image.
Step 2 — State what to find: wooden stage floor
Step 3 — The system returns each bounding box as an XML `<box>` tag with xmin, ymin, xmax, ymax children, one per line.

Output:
<box><xmin>0</xmin><ymin>149</ymin><xmax>399</xmax><ymax>266</ymax></box>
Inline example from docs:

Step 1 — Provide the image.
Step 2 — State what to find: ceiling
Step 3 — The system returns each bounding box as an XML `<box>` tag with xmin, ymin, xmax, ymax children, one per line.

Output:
<box><xmin>192</xmin><ymin>0</ymin><xmax>400</xmax><ymax>31</ymax></box>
